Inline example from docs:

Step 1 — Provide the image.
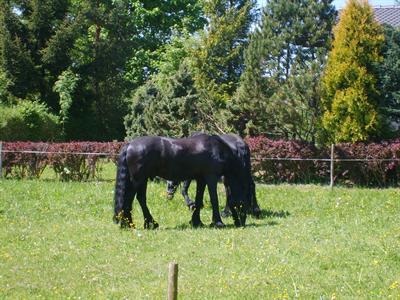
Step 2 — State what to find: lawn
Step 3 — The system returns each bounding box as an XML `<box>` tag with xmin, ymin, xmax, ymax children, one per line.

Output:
<box><xmin>0</xmin><ymin>177</ymin><xmax>399</xmax><ymax>299</ymax></box>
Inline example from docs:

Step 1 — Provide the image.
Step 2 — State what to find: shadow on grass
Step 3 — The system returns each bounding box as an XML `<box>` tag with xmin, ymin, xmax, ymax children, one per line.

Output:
<box><xmin>163</xmin><ymin>219</ymin><xmax>280</xmax><ymax>231</ymax></box>
<box><xmin>258</xmin><ymin>209</ymin><xmax>290</xmax><ymax>219</ymax></box>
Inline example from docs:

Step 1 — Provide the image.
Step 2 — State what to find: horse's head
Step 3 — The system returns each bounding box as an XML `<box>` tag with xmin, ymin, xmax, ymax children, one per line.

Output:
<box><xmin>224</xmin><ymin>172</ymin><xmax>250</xmax><ymax>226</ymax></box>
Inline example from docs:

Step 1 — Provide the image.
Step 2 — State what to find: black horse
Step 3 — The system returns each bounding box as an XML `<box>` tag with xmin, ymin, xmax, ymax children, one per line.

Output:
<box><xmin>113</xmin><ymin>134</ymin><xmax>250</xmax><ymax>229</ymax></box>
<box><xmin>166</xmin><ymin>133</ymin><xmax>261</xmax><ymax>218</ymax></box>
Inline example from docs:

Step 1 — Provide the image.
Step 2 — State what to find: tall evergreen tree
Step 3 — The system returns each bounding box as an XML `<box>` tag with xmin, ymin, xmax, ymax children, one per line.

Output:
<box><xmin>0</xmin><ymin>0</ymin><xmax>70</xmax><ymax>106</ymax></box>
<box><xmin>125</xmin><ymin>62</ymin><xmax>201</xmax><ymax>138</ymax></box>
<box><xmin>321</xmin><ymin>0</ymin><xmax>384</xmax><ymax>143</ymax></box>
<box><xmin>377</xmin><ymin>25</ymin><xmax>400</xmax><ymax>137</ymax></box>
<box><xmin>190</xmin><ymin>0</ymin><xmax>256</xmax><ymax>104</ymax></box>
<box><xmin>231</xmin><ymin>0</ymin><xmax>336</xmax><ymax>141</ymax></box>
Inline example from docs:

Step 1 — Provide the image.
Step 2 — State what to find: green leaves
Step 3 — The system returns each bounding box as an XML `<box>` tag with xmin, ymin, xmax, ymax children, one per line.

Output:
<box><xmin>53</xmin><ymin>68</ymin><xmax>80</xmax><ymax>132</ymax></box>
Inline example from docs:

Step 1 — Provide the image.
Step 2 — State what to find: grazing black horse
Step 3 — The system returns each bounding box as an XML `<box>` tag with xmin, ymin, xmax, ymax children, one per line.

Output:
<box><xmin>166</xmin><ymin>133</ymin><xmax>261</xmax><ymax>218</ymax></box>
<box><xmin>113</xmin><ymin>134</ymin><xmax>250</xmax><ymax>229</ymax></box>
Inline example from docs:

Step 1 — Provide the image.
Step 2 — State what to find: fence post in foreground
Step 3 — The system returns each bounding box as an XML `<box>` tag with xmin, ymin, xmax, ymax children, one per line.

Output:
<box><xmin>0</xmin><ymin>142</ymin><xmax>2</xmax><ymax>178</ymax></box>
<box><xmin>330</xmin><ymin>144</ymin><xmax>334</xmax><ymax>188</ymax></box>
<box><xmin>168</xmin><ymin>262</ymin><xmax>178</xmax><ymax>300</ymax></box>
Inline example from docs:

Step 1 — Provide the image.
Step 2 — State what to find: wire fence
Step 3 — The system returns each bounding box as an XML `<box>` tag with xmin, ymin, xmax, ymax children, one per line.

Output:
<box><xmin>1</xmin><ymin>142</ymin><xmax>400</xmax><ymax>186</ymax></box>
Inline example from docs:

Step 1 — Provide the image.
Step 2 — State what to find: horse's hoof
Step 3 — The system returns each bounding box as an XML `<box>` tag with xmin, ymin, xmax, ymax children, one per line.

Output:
<box><xmin>210</xmin><ymin>221</ymin><xmax>225</xmax><ymax>228</ymax></box>
<box><xmin>190</xmin><ymin>220</ymin><xmax>204</xmax><ymax>228</ymax></box>
<box><xmin>234</xmin><ymin>220</ymin><xmax>242</xmax><ymax>227</ymax></box>
<box><xmin>221</xmin><ymin>210</ymin><xmax>231</xmax><ymax>218</ymax></box>
<box><xmin>251</xmin><ymin>208</ymin><xmax>262</xmax><ymax>219</ymax></box>
<box><xmin>188</xmin><ymin>202</ymin><xmax>196</xmax><ymax>211</ymax></box>
<box><xmin>144</xmin><ymin>221</ymin><xmax>159</xmax><ymax>230</ymax></box>
<box><xmin>120</xmin><ymin>217</ymin><xmax>134</xmax><ymax>229</ymax></box>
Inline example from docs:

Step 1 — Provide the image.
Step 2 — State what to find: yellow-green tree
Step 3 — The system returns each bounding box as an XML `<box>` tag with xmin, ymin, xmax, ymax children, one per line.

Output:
<box><xmin>321</xmin><ymin>0</ymin><xmax>384</xmax><ymax>143</ymax></box>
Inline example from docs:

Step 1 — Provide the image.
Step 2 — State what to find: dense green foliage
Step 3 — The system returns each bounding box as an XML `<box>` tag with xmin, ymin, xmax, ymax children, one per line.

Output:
<box><xmin>321</xmin><ymin>0</ymin><xmax>384</xmax><ymax>143</ymax></box>
<box><xmin>230</xmin><ymin>0</ymin><xmax>336</xmax><ymax>141</ymax></box>
<box><xmin>0</xmin><ymin>0</ymin><xmax>204</xmax><ymax>141</ymax></box>
<box><xmin>124</xmin><ymin>0</ymin><xmax>255</xmax><ymax>138</ymax></box>
<box><xmin>377</xmin><ymin>25</ymin><xmax>400</xmax><ymax>135</ymax></box>
<box><xmin>1</xmin><ymin>180</ymin><xmax>399</xmax><ymax>298</ymax></box>
<box><xmin>125</xmin><ymin>62</ymin><xmax>202</xmax><ymax>138</ymax></box>
<box><xmin>190</xmin><ymin>0</ymin><xmax>255</xmax><ymax>104</ymax></box>
<box><xmin>1</xmin><ymin>0</ymin><xmax>400</xmax><ymax>143</ymax></box>
<box><xmin>0</xmin><ymin>101</ymin><xmax>60</xmax><ymax>141</ymax></box>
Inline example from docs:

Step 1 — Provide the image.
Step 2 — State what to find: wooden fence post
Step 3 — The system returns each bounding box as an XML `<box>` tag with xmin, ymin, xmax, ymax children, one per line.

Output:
<box><xmin>330</xmin><ymin>144</ymin><xmax>334</xmax><ymax>189</ymax></box>
<box><xmin>168</xmin><ymin>262</ymin><xmax>178</xmax><ymax>300</ymax></box>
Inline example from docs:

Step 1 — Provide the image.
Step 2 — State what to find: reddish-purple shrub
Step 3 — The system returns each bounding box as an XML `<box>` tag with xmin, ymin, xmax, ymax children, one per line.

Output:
<box><xmin>2</xmin><ymin>141</ymin><xmax>125</xmax><ymax>180</ymax></box>
<box><xmin>333</xmin><ymin>141</ymin><xmax>400</xmax><ymax>186</ymax></box>
<box><xmin>3</xmin><ymin>138</ymin><xmax>400</xmax><ymax>186</ymax></box>
<box><xmin>2</xmin><ymin>142</ymin><xmax>50</xmax><ymax>178</ymax></box>
<box><xmin>47</xmin><ymin>142</ymin><xmax>124</xmax><ymax>181</ymax></box>
<box><xmin>246</xmin><ymin>136</ymin><xmax>324</xmax><ymax>183</ymax></box>
<box><xmin>246</xmin><ymin>136</ymin><xmax>400</xmax><ymax>186</ymax></box>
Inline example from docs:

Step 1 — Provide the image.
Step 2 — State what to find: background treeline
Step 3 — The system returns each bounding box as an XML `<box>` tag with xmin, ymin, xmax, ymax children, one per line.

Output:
<box><xmin>1</xmin><ymin>0</ymin><xmax>400</xmax><ymax>145</ymax></box>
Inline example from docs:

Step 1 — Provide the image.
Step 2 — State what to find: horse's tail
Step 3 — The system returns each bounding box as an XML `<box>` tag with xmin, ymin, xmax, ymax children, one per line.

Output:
<box><xmin>113</xmin><ymin>143</ymin><xmax>133</xmax><ymax>223</ymax></box>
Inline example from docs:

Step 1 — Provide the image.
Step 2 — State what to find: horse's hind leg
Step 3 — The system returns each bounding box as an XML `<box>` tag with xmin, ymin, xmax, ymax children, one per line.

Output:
<box><xmin>191</xmin><ymin>179</ymin><xmax>205</xmax><ymax>228</ymax></box>
<box><xmin>206</xmin><ymin>175</ymin><xmax>224</xmax><ymax>228</ymax></box>
<box><xmin>119</xmin><ymin>185</ymin><xmax>136</xmax><ymax>228</ymax></box>
<box><xmin>182</xmin><ymin>180</ymin><xmax>195</xmax><ymax>209</ymax></box>
<box><xmin>166</xmin><ymin>181</ymin><xmax>178</xmax><ymax>199</ymax></box>
<box><xmin>137</xmin><ymin>180</ymin><xmax>159</xmax><ymax>229</ymax></box>
<box><xmin>221</xmin><ymin>180</ymin><xmax>232</xmax><ymax>218</ymax></box>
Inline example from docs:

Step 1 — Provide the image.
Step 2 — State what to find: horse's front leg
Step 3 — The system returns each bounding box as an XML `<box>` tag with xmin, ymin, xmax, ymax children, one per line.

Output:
<box><xmin>191</xmin><ymin>179</ymin><xmax>205</xmax><ymax>228</ymax></box>
<box><xmin>137</xmin><ymin>180</ymin><xmax>159</xmax><ymax>229</ymax></box>
<box><xmin>249</xmin><ymin>179</ymin><xmax>261</xmax><ymax>218</ymax></box>
<box><xmin>206</xmin><ymin>175</ymin><xmax>224</xmax><ymax>228</ymax></box>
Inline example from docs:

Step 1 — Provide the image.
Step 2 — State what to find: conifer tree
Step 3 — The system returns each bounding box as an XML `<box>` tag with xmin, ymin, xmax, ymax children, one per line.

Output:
<box><xmin>231</xmin><ymin>0</ymin><xmax>335</xmax><ymax>140</ymax></box>
<box><xmin>377</xmin><ymin>25</ymin><xmax>400</xmax><ymax>137</ymax></box>
<box><xmin>190</xmin><ymin>0</ymin><xmax>256</xmax><ymax>104</ymax></box>
<box><xmin>321</xmin><ymin>0</ymin><xmax>384</xmax><ymax>143</ymax></box>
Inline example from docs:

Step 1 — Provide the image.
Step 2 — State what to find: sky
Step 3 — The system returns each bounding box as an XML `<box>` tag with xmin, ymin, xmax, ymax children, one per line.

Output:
<box><xmin>333</xmin><ymin>0</ymin><xmax>396</xmax><ymax>8</ymax></box>
<box><xmin>257</xmin><ymin>0</ymin><xmax>397</xmax><ymax>9</ymax></box>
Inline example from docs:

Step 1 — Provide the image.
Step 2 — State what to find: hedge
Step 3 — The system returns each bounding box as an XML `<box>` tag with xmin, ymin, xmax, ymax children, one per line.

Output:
<box><xmin>1</xmin><ymin>142</ymin><xmax>124</xmax><ymax>180</ymax></box>
<box><xmin>246</xmin><ymin>136</ymin><xmax>400</xmax><ymax>186</ymax></box>
<box><xmin>2</xmin><ymin>138</ymin><xmax>400</xmax><ymax>186</ymax></box>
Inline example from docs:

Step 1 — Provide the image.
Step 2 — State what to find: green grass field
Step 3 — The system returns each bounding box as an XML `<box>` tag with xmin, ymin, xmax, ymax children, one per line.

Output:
<box><xmin>1</xmin><ymin>176</ymin><xmax>399</xmax><ymax>299</ymax></box>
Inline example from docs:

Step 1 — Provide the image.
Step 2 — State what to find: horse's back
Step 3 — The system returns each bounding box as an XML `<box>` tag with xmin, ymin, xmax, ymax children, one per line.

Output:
<box><xmin>125</xmin><ymin>135</ymin><xmax>228</xmax><ymax>181</ymax></box>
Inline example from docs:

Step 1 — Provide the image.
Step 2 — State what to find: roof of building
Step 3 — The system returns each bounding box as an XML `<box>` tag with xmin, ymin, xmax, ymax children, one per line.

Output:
<box><xmin>373</xmin><ymin>5</ymin><xmax>400</xmax><ymax>27</ymax></box>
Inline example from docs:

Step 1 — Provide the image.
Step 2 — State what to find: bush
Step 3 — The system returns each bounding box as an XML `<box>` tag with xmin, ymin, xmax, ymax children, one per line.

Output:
<box><xmin>48</xmin><ymin>142</ymin><xmax>123</xmax><ymax>181</ymax></box>
<box><xmin>332</xmin><ymin>141</ymin><xmax>400</xmax><ymax>186</ymax></box>
<box><xmin>246</xmin><ymin>136</ymin><xmax>326</xmax><ymax>183</ymax></box>
<box><xmin>0</xmin><ymin>101</ymin><xmax>60</xmax><ymax>141</ymax></box>
<box><xmin>1</xmin><ymin>142</ymin><xmax>50</xmax><ymax>178</ymax></box>
<box><xmin>3</xmin><ymin>138</ymin><xmax>400</xmax><ymax>186</ymax></box>
<box><xmin>2</xmin><ymin>142</ymin><xmax>124</xmax><ymax>180</ymax></box>
<box><xmin>246</xmin><ymin>136</ymin><xmax>400</xmax><ymax>186</ymax></box>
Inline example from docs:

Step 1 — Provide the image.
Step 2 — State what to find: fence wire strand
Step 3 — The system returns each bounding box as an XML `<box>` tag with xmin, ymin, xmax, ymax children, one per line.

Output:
<box><xmin>2</xmin><ymin>149</ymin><xmax>400</xmax><ymax>162</ymax></box>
